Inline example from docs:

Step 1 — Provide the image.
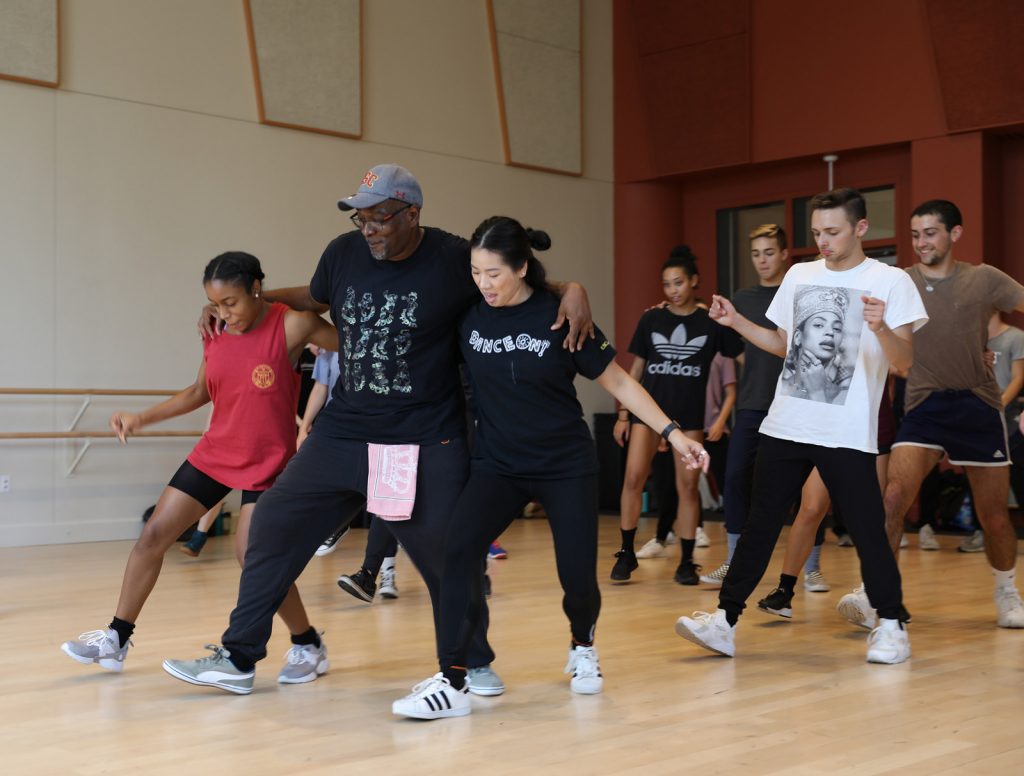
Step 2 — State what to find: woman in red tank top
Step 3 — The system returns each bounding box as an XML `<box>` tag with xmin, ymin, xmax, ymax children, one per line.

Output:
<box><xmin>61</xmin><ymin>252</ymin><xmax>336</xmax><ymax>683</ymax></box>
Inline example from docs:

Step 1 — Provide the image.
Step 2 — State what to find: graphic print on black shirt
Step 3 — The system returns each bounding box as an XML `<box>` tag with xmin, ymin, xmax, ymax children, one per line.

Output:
<box><xmin>628</xmin><ymin>306</ymin><xmax>740</xmax><ymax>429</ymax></box>
<box><xmin>459</xmin><ymin>291</ymin><xmax>616</xmax><ymax>479</ymax></box>
<box><xmin>309</xmin><ymin>227</ymin><xmax>479</xmax><ymax>444</ymax></box>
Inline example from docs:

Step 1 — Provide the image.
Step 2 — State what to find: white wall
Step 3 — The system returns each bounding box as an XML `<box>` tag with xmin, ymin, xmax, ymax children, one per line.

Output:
<box><xmin>0</xmin><ymin>0</ymin><xmax>614</xmax><ymax>546</ymax></box>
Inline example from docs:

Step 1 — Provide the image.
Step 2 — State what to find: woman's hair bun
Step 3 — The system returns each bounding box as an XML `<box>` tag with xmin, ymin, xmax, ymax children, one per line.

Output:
<box><xmin>525</xmin><ymin>228</ymin><xmax>552</xmax><ymax>252</ymax></box>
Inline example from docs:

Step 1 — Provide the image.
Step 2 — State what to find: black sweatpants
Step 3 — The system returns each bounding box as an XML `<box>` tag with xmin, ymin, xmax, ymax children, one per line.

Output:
<box><xmin>222</xmin><ymin>429</ymin><xmax>494</xmax><ymax>668</ymax></box>
<box><xmin>362</xmin><ymin>515</ymin><xmax>399</xmax><ymax>575</ymax></box>
<box><xmin>437</xmin><ymin>471</ymin><xmax>600</xmax><ymax>671</ymax></box>
<box><xmin>720</xmin><ymin>435</ymin><xmax>904</xmax><ymax>621</ymax></box>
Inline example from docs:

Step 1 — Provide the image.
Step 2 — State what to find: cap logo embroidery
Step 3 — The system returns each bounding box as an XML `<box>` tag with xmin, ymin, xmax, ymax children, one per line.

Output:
<box><xmin>252</xmin><ymin>364</ymin><xmax>276</xmax><ymax>389</ymax></box>
<box><xmin>362</xmin><ymin>171</ymin><xmax>379</xmax><ymax>188</ymax></box>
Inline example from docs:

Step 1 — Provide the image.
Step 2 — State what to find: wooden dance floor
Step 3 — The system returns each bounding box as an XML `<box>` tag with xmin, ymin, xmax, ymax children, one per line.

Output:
<box><xmin>4</xmin><ymin>517</ymin><xmax>1024</xmax><ymax>775</ymax></box>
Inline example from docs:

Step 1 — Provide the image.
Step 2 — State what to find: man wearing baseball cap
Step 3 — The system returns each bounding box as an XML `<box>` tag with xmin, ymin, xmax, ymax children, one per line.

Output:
<box><xmin>164</xmin><ymin>163</ymin><xmax>594</xmax><ymax>696</ymax></box>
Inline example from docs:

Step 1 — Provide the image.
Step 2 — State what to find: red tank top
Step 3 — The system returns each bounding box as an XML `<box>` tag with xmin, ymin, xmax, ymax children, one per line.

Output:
<box><xmin>188</xmin><ymin>302</ymin><xmax>298</xmax><ymax>490</ymax></box>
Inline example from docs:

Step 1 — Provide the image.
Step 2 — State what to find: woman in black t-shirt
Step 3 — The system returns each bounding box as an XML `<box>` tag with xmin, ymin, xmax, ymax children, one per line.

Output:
<box><xmin>392</xmin><ymin>216</ymin><xmax>708</xmax><ymax>720</ymax></box>
<box><xmin>612</xmin><ymin>247</ymin><xmax>740</xmax><ymax>587</ymax></box>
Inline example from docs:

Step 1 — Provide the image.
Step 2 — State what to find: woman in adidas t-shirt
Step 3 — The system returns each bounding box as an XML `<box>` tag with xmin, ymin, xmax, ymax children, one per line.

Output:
<box><xmin>611</xmin><ymin>247</ymin><xmax>740</xmax><ymax>586</ymax></box>
<box><xmin>391</xmin><ymin>216</ymin><xmax>708</xmax><ymax>720</ymax></box>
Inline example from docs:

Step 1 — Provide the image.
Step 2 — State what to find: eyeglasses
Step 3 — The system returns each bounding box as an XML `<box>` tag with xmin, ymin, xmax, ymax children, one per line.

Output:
<box><xmin>350</xmin><ymin>203</ymin><xmax>412</xmax><ymax>231</ymax></box>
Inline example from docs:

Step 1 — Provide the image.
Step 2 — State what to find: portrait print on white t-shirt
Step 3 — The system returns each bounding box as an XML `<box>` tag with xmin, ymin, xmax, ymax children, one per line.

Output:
<box><xmin>778</xmin><ymin>284</ymin><xmax>865</xmax><ymax>405</ymax></box>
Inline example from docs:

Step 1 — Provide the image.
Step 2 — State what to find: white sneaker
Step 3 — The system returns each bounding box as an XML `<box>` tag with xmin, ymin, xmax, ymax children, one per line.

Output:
<box><xmin>277</xmin><ymin>638</ymin><xmax>329</xmax><ymax>684</ymax></box>
<box><xmin>695</xmin><ymin>526</ymin><xmax>711</xmax><ymax>548</ymax></box>
<box><xmin>392</xmin><ymin>673</ymin><xmax>471</xmax><ymax>719</ymax></box>
<box><xmin>664</xmin><ymin>531</ymin><xmax>678</xmax><ymax>546</ymax></box>
<box><xmin>699</xmin><ymin>563</ymin><xmax>729</xmax><ymax>588</ymax></box>
<box><xmin>61</xmin><ymin>628</ymin><xmax>131</xmax><ymax>672</ymax></box>
<box><xmin>564</xmin><ymin>645</ymin><xmax>603</xmax><ymax>694</ymax></box>
<box><xmin>866</xmin><ymin>619</ymin><xmax>911</xmax><ymax>664</ymax></box>
<box><xmin>379</xmin><ymin>567</ymin><xmax>399</xmax><ymax>599</ymax></box>
<box><xmin>958</xmin><ymin>530</ymin><xmax>985</xmax><ymax>553</ymax></box>
<box><xmin>918</xmin><ymin>524</ymin><xmax>940</xmax><ymax>551</ymax></box>
<box><xmin>675</xmin><ymin>609</ymin><xmax>735</xmax><ymax>657</ymax></box>
<box><xmin>837</xmin><ymin>584</ymin><xmax>878</xmax><ymax>630</ymax></box>
<box><xmin>635</xmin><ymin>538</ymin><xmax>669</xmax><ymax>559</ymax></box>
<box><xmin>803</xmin><ymin>569</ymin><xmax>831</xmax><ymax>592</ymax></box>
<box><xmin>995</xmin><ymin>586</ymin><xmax>1024</xmax><ymax>628</ymax></box>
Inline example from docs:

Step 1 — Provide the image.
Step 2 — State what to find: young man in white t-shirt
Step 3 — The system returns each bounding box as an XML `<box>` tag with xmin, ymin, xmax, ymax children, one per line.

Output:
<box><xmin>675</xmin><ymin>187</ymin><xmax>928</xmax><ymax>664</ymax></box>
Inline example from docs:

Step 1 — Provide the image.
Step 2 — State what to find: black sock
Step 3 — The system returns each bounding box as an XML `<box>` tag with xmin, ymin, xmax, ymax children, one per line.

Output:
<box><xmin>188</xmin><ymin>530</ymin><xmax>208</xmax><ymax>544</ymax></box>
<box><xmin>681</xmin><ymin>538</ymin><xmax>696</xmax><ymax>562</ymax></box>
<box><xmin>228</xmin><ymin>651</ymin><xmax>255</xmax><ymax>673</ymax></box>
<box><xmin>290</xmin><ymin>627</ymin><xmax>321</xmax><ymax>649</ymax></box>
<box><xmin>108</xmin><ymin>616</ymin><xmax>135</xmax><ymax>648</ymax></box>
<box><xmin>442</xmin><ymin>666</ymin><xmax>467</xmax><ymax>690</ymax></box>
<box><xmin>721</xmin><ymin>604</ymin><xmax>740</xmax><ymax>627</ymax></box>
<box><xmin>620</xmin><ymin>528</ymin><xmax>637</xmax><ymax>553</ymax></box>
<box><xmin>778</xmin><ymin>573</ymin><xmax>798</xmax><ymax>596</ymax></box>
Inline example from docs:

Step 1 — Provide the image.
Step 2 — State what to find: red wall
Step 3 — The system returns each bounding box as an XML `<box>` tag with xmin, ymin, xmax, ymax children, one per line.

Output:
<box><xmin>613</xmin><ymin>0</ymin><xmax>1024</xmax><ymax>349</ymax></box>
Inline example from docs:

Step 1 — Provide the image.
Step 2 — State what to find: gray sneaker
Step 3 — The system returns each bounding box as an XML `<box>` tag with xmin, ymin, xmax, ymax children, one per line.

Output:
<box><xmin>278</xmin><ymin>639</ymin><xmax>329</xmax><ymax>684</ymax></box>
<box><xmin>466</xmin><ymin>664</ymin><xmax>505</xmax><ymax>696</ymax></box>
<box><xmin>61</xmin><ymin>628</ymin><xmax>131</xmax><ymax>672</ymax></box>
<box><xmin>162</xmin><ymin>645</ymin><xmax>254</xmax><ymax>695</ymax></box>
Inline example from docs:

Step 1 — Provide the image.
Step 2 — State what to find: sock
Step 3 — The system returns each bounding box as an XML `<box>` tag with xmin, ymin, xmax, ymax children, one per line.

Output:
<box><xmin>620</xmin><ymin>527</ymin><xmax>637</xmax><ymax>553</ymax></box>
<box><xmin>442</xmin><ymin>665</ymin><xmax>467</xmax><ymax>690</ymax></box>
<box><xmin>681</xmin><ymin>538</ymin><xmax>696</xmax><ymax>562</ymax></box>
<box><xmin>290</xmin><ymin>626</ymin><xmax>321</xmax><ymax>649</ymax></box>
<box><xmin>108</xmin><ymin>616</ymin><xmax>135</xmax><ymax>648</ymax></box>
<box><xmin>878</xmin><ymin>617</ymin><xmax>903</xmax><ymax>631</ymax></box>
<box><xmin>778</xmin><ymin>573</ymin><xmax>797</xmax><ymax>596</ymax></box>
<box><xmin>381</xmin><ymin>556</ymin><xmax>396</xmax><ymax>572</ymax></box>
<box><xmin>726</xmin><ymin>532</ymin><xmax>740</xmax><ymax>564</ymax></box>
<box><xmin>804</xmin><ymin>543</ymin><xmax>822</xmax><ymax>575</ymax></box>
<box><xmin>188</xmin><ymin>529</ymin><xmax>208</xmax><ymax>545</ymax></box>
<box><xmin>721</xmin><ymin>605</ymin><xmax>739</xmax><ymax>627</ymax></box>
<box><xmin>228</xmin><ymin>651</ymin><xmax>255</xmax><ymax>673</ymax></box>
<box><xmin>992</xmin><ymin>566</ymin><xmax>1016</xmax><ymax>591</ymax></box>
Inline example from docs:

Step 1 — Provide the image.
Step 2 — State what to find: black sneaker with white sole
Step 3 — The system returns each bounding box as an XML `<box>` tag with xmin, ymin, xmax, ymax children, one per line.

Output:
<box><xmin>757</xmin><ymin>587</ymin><xmax>794</xmax><ymax>618</ymax></box>
<box><xmin>337</xmin><ymin>568</ymin><xmax>376</xmax><ymax>602</ymax></box>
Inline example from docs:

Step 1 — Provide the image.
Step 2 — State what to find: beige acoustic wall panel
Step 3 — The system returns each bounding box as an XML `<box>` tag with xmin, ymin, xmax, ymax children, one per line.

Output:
<box><xmin>245</xmin><ymin>0</ymin><xmax>361</xmax><ymax>138</ymax></box>
<box><xmin>0</xmin><ymin>0</ymin><xmax>58</xmax><ymax>86</ymax></box>
<box><xmin>489</xmin><ymin>0</ymin><xmax>580</xmax><ymax>175</ymax></box>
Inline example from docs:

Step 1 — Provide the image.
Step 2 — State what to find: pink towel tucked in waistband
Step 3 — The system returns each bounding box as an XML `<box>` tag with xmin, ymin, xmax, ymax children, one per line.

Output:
<box><xmin>366</xmin><ymin>443</ymin><xmax>420</xmax><ymax>521</ymax></box>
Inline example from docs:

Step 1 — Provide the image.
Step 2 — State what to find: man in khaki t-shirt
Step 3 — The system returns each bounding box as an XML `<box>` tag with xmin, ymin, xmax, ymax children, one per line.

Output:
<box><xmin>837</xmin><ymin>199</ymin><xmax>1024</xmax><ymax>632</ymax></box>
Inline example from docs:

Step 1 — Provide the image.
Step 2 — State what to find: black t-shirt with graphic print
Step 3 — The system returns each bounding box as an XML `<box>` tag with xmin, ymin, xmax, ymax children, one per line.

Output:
<box><xmin>628</xmin><ymin>306</ymin><xmax>741</xmax><ymax>430</ymax></box>
<box><xmin>459</xmin><ymin>290</ymin><xmax>616</xmax><ymax>479</ymax></box>
<box><xmin>309</xmin><ymin>227</ymin><xmax>479</xmax><ymax>444</ymax></box>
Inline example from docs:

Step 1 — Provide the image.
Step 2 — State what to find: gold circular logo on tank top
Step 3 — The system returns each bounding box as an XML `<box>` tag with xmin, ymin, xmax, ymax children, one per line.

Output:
<box><xmin>251</xmin><ymin>364</ymin><xmax>275</xmax><ymax>389</ymax></box>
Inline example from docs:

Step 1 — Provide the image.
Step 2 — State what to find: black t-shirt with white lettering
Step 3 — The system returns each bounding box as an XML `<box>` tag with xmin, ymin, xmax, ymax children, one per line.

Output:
<box><xmin>309</xmin><ymin>227</ymin><xmax>478</xmax><ymax>444</ymax></box>
<box><xmin>459</xmin><ymin>290</ymin><xmax>616</xmax><ymax>479</ymax></box>
<box><xmin>732</xmin><ymin>285</ymin><xmax>784</xmax><ymax>412</ymax></box>
<box><xmin>628</xmin><ymin>306</ymin><xmax>741</xmax><ymax>430</ymax></box>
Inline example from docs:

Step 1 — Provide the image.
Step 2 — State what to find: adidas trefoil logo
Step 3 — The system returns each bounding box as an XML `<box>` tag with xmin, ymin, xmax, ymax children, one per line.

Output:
<box><xmin>651</xmin><ymin>324</ymin><xmax>706</xmax><ymax>361</ymax></box>
<box><xmin>994</xmin><ymin>450</ymin><xmax>1005</xmax><ymax>459</ymax></box>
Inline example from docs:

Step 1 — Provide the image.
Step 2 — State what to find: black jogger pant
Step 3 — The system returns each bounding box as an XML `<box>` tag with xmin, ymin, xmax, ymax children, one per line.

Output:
<box><xmin>221</xmin><ymin>429</ymin><xmax>494</xmax><ymax>668</ymax></box>
<box><xmin>437</xmin><ymin>471</ymin><xmax>601</xmax><ymax>671</ymax></box>
<box><xmin>720</xmin><ymin>435</ymin><xmax>905</xmax><ymax>621</ymax></box>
